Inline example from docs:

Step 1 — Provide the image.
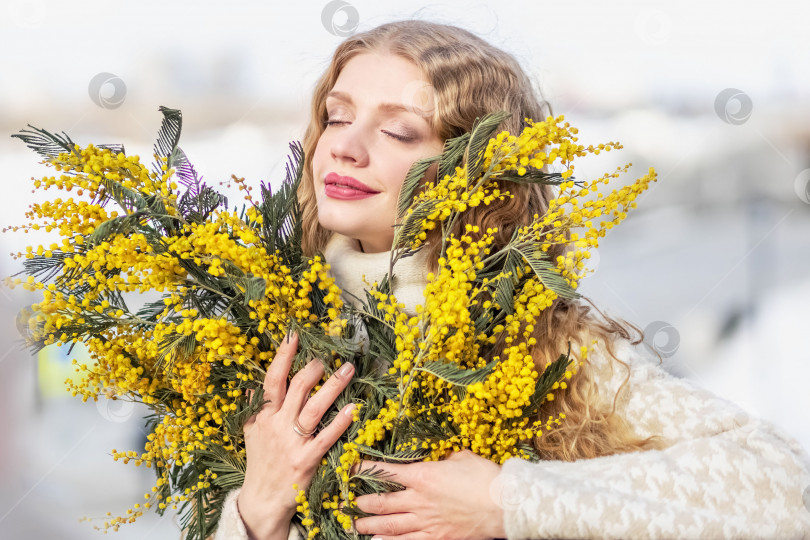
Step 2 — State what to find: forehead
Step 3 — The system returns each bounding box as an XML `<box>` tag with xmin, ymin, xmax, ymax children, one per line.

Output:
<box><xmin>328</xmin><ymin>52</ymin><xmax>437</xmax><ymax>123</ymax></box>
<box><xmin>330</xmin><ymin>52</ymin><xmax>429</xmax><ymax>104</ymax></box>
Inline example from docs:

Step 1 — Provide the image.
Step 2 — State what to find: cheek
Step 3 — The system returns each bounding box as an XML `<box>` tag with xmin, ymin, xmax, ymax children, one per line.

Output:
<box><xmin>312</xmin><ymin>136</ymin><xmax>330</xmax><ymax>177</ymax></box>
<box><xmin>311</xmin><ymin>147</ymin><xmax>323</xmax><ymax>181</ymax></box>
<box><xmin>384</xmin><ymin>158</ymin><xmax>417</xmax><ymax>193</ymax></box>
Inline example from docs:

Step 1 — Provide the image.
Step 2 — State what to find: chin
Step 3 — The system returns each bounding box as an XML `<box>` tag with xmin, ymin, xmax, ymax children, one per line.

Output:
<box><xmin>317</xmin><ymin>213</ymin><xmax>358</xmax><ymax>239</ymax></box>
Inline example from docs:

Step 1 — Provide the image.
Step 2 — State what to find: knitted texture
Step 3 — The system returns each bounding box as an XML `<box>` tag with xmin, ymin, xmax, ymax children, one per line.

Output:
<box><xmin>321</xmin><ymin>232</ymin><xmax>429</xmax><ymax>316</ymax></box>
<box><xmin>500</xmin><ymin>338</ymin><xmax>810</xmax><ymax>539</ymax></box>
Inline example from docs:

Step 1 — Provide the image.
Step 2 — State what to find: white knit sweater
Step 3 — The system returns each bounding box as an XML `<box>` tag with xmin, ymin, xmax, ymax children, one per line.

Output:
<box><xmin>214</xmin><ymin>234</ymin><xmax>810</xmax><ymax>539</ymax></box>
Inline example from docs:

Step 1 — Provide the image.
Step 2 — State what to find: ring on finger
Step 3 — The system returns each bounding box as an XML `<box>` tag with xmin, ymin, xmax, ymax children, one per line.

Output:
<box><xmin>293</xmin><ymin>417</ymin><xmax>317</xmax><ymax>437</ymax></box>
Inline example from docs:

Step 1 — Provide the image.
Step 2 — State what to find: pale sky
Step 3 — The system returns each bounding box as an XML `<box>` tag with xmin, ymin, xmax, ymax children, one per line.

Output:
<box><xmin>3</xmin><ymin>0</ymin><xmax>808</xmax><ymax>215</ymax></box>
<box><xmin>1</xmin><ymin>0</ymin><xmax>808</xmax><ymax>116</ymax></box>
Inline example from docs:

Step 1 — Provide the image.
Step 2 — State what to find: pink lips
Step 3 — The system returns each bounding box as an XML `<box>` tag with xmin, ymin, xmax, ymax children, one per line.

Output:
<box><xmin>323</xmin><ymin>172</ymin><xmax>380</xmax><ymax>200</ymax></box>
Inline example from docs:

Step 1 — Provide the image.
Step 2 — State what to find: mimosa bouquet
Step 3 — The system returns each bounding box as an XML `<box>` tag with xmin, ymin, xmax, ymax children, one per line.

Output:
<box><xmin>5</xmin><ymin>106</ymin><xmax>656</xmax><ymax>539</ymax></box>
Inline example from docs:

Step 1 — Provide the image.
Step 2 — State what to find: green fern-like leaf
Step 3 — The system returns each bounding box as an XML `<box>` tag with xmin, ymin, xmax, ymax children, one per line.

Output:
<box><xmin>514</xmin><ymin>245</ymin><xmax>580</xmax><ymax>300</ymax></box>
<box><xmin>492</xmin><ymin>250</ymin><xmax>520</xmax><ymax>315</ymax></box>
<box><xmin>258</xmin><ymin>141</ymin><xmax>304</xmax><ymax>267</ymax></box>
<box><xmin>495</xmin><ymin>170</ymin><xmax>567</xmax><ymax>185</ymax></box>
<box><xmin>10</xmin><ymin>125</ymin><xmax>78</xmax><ymax>159</ymax></box>
<box><xmin>437</xmin><ymin>133</ymin><xmax>471</xmax><ymax>181</ymax></box>
<box><xmin>354</xmin><ymin>443</ymin><xmax>430</xmax><ymax>463</ymax></box>
<box><xmin>524</xmin><ymin>343</ymin><xmax>572</xmax><ymax>417</ymax></box>
<box><xmin>86</xmin><ymin>212</ymin><xmax>145</xmax><ymax>247</ymax></box>
<box><xmin>416</xmin><ymin>357</ymin><xmax>499</xmax><ymax>387</ymax></box>
<box><xmin>97</xmin><ymin>176</ymin><xmax>148</xmax><ymax>212</ymax></box>
<box><xmin>152</xmin><ymin>106</ymin><xmax>183</xmax><ymax>175</ymax></box>
<box><xmin>392</xmin><ymin>199</ymin><xmax>439</xmax><ymax>250</ymax></box>
<box><xmin>465</xmin><ymin>110</ymin><xmax>512</xmax><ymax>181</ymax></box>
<box><xmin>350</xmin><ymin>464</ymin><xmax>406</xmax><ymax>493</ymax></box>
<box><xmin>396</xmin><ymin>154</ymin><xmax>441</xmax><ymax>219</ymax></box>
<box><xmin>242</xmin><ymin>275</ymin><xmax>267</xmax><ymax>306</ymax></box>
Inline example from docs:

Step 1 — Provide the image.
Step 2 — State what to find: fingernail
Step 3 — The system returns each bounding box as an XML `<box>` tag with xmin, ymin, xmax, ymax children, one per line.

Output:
<box><xmin>338</xmin><ymin>362</ymin><xmax>354</xmax><ymax>376</ymax></box>
<box><xmin>343</xmin><ymin>403</ymin><xmax>356</xmax><ymax>416</ymax></box>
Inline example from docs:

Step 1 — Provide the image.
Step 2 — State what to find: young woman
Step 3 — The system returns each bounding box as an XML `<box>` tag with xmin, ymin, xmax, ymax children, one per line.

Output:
<box><xmin>214</xmin><ymin>20</ymin><xmax>810</xmax><ymax>540</ymax></box>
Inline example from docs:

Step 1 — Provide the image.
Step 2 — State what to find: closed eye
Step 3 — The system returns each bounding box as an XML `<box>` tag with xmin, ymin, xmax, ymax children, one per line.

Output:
<box><xmin>384</xmin><ymin>131</ymin><xmax>415</xmax><ymax>143</ymax></box>
<box><xmin>324</xmin><ymin>120</ymin><xmax>414</xmax><ymax>143</ymax></box>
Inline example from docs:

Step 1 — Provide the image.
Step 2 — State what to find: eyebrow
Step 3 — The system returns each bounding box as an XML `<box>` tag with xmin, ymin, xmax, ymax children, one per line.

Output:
<box><xmin>326</xmin><ymin>90</ymin><xmax>418</xmax><ymax>116</ymax></box>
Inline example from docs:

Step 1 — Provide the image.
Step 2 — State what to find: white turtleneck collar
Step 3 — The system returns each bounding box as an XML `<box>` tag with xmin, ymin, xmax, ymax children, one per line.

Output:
<box><xmin>321</xmin><ymin>233</ymin><xmax>429</xmax><ymax>317</ymax></box>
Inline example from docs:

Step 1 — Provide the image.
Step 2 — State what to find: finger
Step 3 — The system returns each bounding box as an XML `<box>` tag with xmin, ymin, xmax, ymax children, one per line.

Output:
<box><xmin>350</xmin><ymin>458</ymin><xmax>406</xmax><ymax>479</ymax></box>
<box><xmin>243</xmin><ymin>388</ymin><xmax>257</xmax><ymax>428</ymax></box>
<box><xmin>350</xmin><ymin>459</ymin><xmax>364</xmax><ymax>476</ymax></box>
<box><xmin>281</xmin><ymin>356</ymin><xmax>326</xmax><ymax>421</ymax></box>
<box><xmin>356</xmin><ymin>536</ymin><xmax>429</xmax><ymax>540</ymax></box>
<box><xmin>353</xmin><ymin>512</ymin><xmax>421</xmax><ymax>537</ymax></box>
<box><xmin>295</xmin><ymin>361</ymin><xmax>355</xmax><ymax>431</ymax></box>
<box><xmin>354</xmin><ymin>489</ymin><xmax>413</xmax><ymax>516</ymax></box>
<box><xmin>350</xmin><ymin>460</ymin><xmax>412</xmax><ymax>491</ymax></box>
<box><xmin>447</xmin><ymin>448</ymin><xmax>474</xmax><ymax>460</ymax></box>
<box><xmin>310</xmin><ymin>402</ymin><xmax>357</xmax><ymax>452</ymax></box>
<box><xmin>242</xmin><ymin>385</ymin><xmax>265</xmax><ymax>428</ymax></box>
<box><xmin>357</xmin><ymin>534</ymin><xmax>431</xmax><ymax>540</ymax></box>
<box><xmin>262</xmin><ymin>332</ymin><xmax>298</xmax><ymax>414</ymax></box>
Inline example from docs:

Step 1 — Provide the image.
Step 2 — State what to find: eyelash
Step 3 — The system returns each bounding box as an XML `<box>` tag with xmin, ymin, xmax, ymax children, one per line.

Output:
<box><xmin>324</xmin><ymin>120</ymin><xmax>414</xmax><ymax>143</ymax></box>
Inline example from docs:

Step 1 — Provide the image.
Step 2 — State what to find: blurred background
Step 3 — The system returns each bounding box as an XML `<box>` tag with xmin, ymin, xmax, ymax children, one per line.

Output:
<box><xmin>1</xmin><ymin>0</ymin><xmax>809</xmax><ymax>537</ymax></box>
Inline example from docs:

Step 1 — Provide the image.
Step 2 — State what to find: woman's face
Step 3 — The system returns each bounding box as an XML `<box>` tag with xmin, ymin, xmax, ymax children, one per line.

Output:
<box><xmin>312</xmin><ymin>52</ymin><xmax>445</xmax><ymax>253</ymax></box>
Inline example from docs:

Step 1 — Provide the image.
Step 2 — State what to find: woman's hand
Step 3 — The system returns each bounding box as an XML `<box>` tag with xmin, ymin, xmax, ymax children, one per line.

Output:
<box><xmin>350</xmin><ymin>449</ymin><xmax>507</xmax><ymax>540</ymax></box>
<box><xmin>237</xmin><ymin>332</ymin><xmax>356</xmax><ymax>540</ymax></box>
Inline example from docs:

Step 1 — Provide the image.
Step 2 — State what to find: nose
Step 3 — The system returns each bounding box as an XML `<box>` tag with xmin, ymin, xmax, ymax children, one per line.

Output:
<box><xmin>329</xmin><ymin>120</ymin><xmax>370</xmax><ymax>166</ymax></box>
